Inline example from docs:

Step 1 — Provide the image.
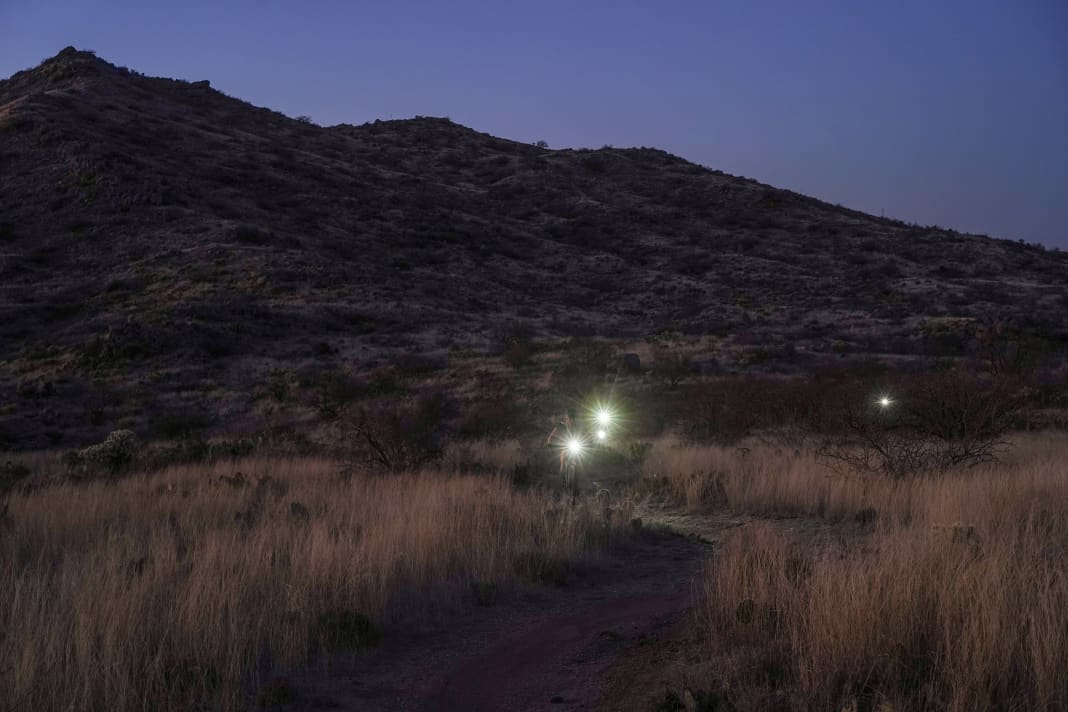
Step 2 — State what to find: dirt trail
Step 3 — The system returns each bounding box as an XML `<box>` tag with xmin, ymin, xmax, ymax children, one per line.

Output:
<box><xmin>289</xmin><ymin>508</ymin><xmax>749</xmax><ymax>711</ymax></box>
<box><xmin>424</xmin><ymin>573</ymin><xmax>693</xmax><ymax>710</ymax></box>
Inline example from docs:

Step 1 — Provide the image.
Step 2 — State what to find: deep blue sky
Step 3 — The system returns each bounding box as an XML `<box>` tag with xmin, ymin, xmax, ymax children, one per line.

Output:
<box><xmin>3</xmin><ymin>1</ymin><xmax>1066</xmax><ymax>246</ymax></box>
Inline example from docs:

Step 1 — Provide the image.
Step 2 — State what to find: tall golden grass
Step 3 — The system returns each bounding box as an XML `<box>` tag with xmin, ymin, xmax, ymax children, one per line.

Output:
<box><xmin>644</xmin><ymin>435</ymin><xmax>1068</xmax><ymax>710</ymax></box>
<box><xmin>0</xmin><ymin>454</ymin><xmax>630</xmax><ymax>712</ymax></box>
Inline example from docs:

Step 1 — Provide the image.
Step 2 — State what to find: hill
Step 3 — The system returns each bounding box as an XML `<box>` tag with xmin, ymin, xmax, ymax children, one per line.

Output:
<box><xmin>1</xmin><ymin>47</ymin><xmax>1066</xmax><ymax>448</ymax></box>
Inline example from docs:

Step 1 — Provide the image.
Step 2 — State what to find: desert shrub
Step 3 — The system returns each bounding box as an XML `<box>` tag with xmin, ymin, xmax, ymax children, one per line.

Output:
<box><xmin>342</xmin><ymin>390</ymin><xmax>457</xmax><ymax>472</ymax></box>
<box><xmin>817</xmin><ymin>370</ymin><xmax>1026</xmax><ymax>478</ymax></box>
<box><xmin>65</xmin><ymin>429</ymin><xmax>139</xmax><ymax>478</ymax></box>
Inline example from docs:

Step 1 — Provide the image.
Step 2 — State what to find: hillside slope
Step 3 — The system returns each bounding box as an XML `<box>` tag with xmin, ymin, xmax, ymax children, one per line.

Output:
<box><xmin>1</xmin><ymin>47</ymin><xmax>1065</xmax><ymax>447</ymax></box>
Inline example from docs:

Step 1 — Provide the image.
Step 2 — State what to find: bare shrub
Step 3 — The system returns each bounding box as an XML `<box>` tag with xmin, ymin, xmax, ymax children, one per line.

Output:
<box><xmin>341</xmin><ymin>390</ymin><xmax>457</xmax><ymax>472</ymax></box>
<box><xmin>817</xmin><ymin>370</ymin><xmax>1026</xmax><ymax>478</ymax></box>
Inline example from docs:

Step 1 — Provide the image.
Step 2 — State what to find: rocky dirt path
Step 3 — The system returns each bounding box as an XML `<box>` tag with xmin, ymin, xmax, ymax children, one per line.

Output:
<box><xmin>288</xmin><ymin>507</ymin><xmax>750</xmax><ymax>711</ymax></box>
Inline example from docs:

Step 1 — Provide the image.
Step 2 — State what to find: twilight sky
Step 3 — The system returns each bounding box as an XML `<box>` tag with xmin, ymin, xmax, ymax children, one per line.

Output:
<box><xmin>2</xmin><ymin>0</ymin><xmax>1066</xmax><ymax>247</ymax></box>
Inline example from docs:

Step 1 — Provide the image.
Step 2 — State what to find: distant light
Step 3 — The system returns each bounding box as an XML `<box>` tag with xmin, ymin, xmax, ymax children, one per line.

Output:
<box><xmin>596</xmin><ymin>429</ymin><xmax>607</xmax><ymax>441</ymax></box>
<box><xmin>595</xmin><ymin>408</ymin><xmax>613</xmax><ymax>427</ymax></box>
<box><xmin>566</xmin><ymin>437</ymin><xmax>585</xmax><ymax>457</ymax></box>
<box><xmin>878</xmin><ymin>396</ymin><xmax>894</xmax><ymax>409</ymax></box>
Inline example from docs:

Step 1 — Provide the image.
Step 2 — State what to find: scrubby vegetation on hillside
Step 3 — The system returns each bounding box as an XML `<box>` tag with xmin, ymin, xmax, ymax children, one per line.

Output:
<box><xmin>2</xmin><ymin>48</ymin><xmax>1067</xmax><ymax>449</ymax></box>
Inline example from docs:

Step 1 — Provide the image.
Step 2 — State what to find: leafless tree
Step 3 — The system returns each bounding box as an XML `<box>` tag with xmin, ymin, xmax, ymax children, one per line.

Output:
<box><xmin>341</xmin><ymin>391</ymin><xmax>455</xmax><ymax>473</ymax></box>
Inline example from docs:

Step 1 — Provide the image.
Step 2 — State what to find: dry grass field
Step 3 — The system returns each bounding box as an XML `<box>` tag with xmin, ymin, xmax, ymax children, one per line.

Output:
<box><xmin>642</xmin><ymin>435</ymin><xmax>1068</xmax><ymax>711</ymax></box>
<box><xmin>0</xmin><ymin>452</ymin><xmax>632</xmax><ymax>712</ymax></box>
<box><xmin>6</xmin><ymin>432</ymin><xmax>1066</xmax><ymax>711</ymax></box>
